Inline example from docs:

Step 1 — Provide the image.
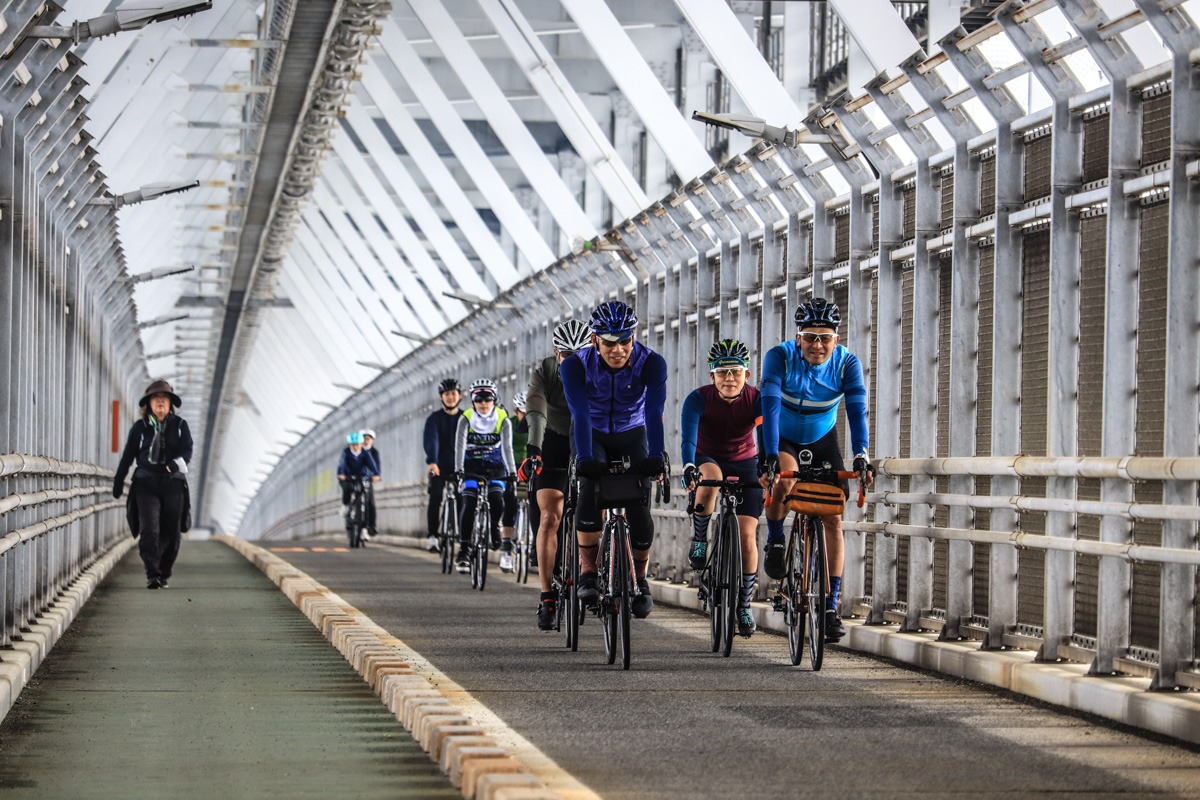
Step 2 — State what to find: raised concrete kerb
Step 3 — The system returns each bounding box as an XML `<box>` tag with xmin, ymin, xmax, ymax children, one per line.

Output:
<box><xmin>214</xmin><ymin>535</ymin><xmax>594</xmax><ymax>800</ymax></box>
<box><xmin>0</xmin><ymin>537</ymin><xmax>136</xmax><ymax>724</ymax></box>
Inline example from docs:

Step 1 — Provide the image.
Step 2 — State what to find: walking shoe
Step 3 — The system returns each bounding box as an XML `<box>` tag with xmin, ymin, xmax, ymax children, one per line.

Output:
<box><xmin>632</xmin><ymin>577</ymin><xmax>653</xmax><ymax>618</ymax></box>
<box><xmin>577</xmin><ymin>571</ymin><xmax>599</xmax><ymax>602</ymax></box>
<box><xmin>361</xmin><ymin>528</ymin><xmax>372</xmax><ymax>542</ymax></box>
<box><xmin>426</xmin><ymin>535</ymin><xmax>440</xmax><ymax>552</ymax></box>
<box><xmin>499</xmin><ymin>551</ymin><xmax>514</xmax><ymax>572</ymax></box>
<box><xmin>824</xmin><ymin>608</ymin><xmax>847</xmax><ymax>642</ymax></box>
<box><xmin>688</xmin><ymin>539</ymin><xmax>708</xmax><ymax>570</ymax></box>
<box><xmin>764</xmin><ymin>541</ymin><xmax>787</xmax><ymax>580</ymax></box>
<box><xmin>159</xmin><ymin>578</ymin><xmax>170</xmax><ymax>589</ymax></box>
<box><xmin>537</xmin><ymin>599</ymin><xmax>556</xmax><ymax>631</ymax></box>
<box><xmin>146</xmin><ymin>579</ymin><xmax>161</xmax><ymax>590</ymax></box>
<box><xmin>737</xmin><ymin>606</ymin><xmax>756</xmax><ymax>637</ymax></box>
<box><xmin>455</xmin><ymin>546</ymin><xmax>471</xmax><ymax>574</ymax></box>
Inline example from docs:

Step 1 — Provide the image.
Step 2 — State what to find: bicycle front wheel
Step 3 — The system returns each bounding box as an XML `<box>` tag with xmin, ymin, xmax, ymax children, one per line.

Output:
<box><xmin>614</xmin><ymin>523</ymin><xmax>633</xmax><ymax>670</ymax></box>
<box><xmin>441</xmin><ymin>498</ymin><xmax>456</xmax><ymax>574</ymax></box>
<box><xmin>786</xmin><ymin>522</ymin><xmax>805</xmax><ymax>666</ymax></box>
<box><xmin>563</xmin><ymin>510</ymin><xmax>579</xmax><ymax>650</ymax></box>
<box><xmin>806</xmin><ymin>518</ymin><xmax>826</xmax><ymax>671</ymax></box>
<box><xmin>719</xmin><ymin>512</ymin><xmax>741</xmax><ymax>657</ymax></box>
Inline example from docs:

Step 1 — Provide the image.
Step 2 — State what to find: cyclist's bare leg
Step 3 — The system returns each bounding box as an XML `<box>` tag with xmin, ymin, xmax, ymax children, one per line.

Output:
<box><xmin>502</xmin><ymin>526</ymin><xmax>514</xmax><ymax>544</ymax></box>
<box><xmin>578</xmin><ymin>529</ymin><xmax>600</xmax><ymax>572</ymax></box>
<box><xmin>738</xmin><ymin>515</ymin><xmax>759</xmax><ymax>573</ymax></box>
<box><xmin>692</xmin><ymin>461</ymin><xmax>722</xmax><ymax>514</ymax></box>
<box><xmin>765</xmin><ymin>450</ymin><xmax>800</xmax><ymax>520</ymax></box>
<box><xmin>536</xmin><ymin>487</ymin><xmax>564</xmax><ymax>593</ymax></box>
<box><xmin>822</xmin><ymin>513</ymin><xmax>844</xmax><ymax>582</ymax></box>
<box><xmin>633</xmin><ymin>548</ymin><xmax>650</xmax><ymax>581</ymax></box>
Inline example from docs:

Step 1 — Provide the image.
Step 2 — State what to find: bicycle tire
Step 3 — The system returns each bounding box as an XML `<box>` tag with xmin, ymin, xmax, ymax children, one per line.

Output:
<box><xmin>476</xmin><ymin>509</ymin><xmax>489</xmax><ymax>592</ymax></box>
<box><xmin>786</xmin><ymin>521</ymin><xmax>805</xmax><ymax>666</ymax></box>
<box><xmin>806</xmin><ymin>518</ymin><xmax>826</xmax><ymax>671</ymax></box>
<box><xmin>720</xmin><ymin>512</ymin><xmax>740</xmax><ymax>657</ymax></box>
<box><xmin>517</xmin><ymin>501</ymin><xmax>529</xmax><ymax>584</ymax></box>
<box><xmin>601</xmin><ymin>525</ymin><xmax>616</xmax><ymax>665</ymax></box>
<box><xmin>706</xmin><ymin>540</ymin><xmax>720</xmax><ymax>653</ymax></box>
<box><xmin>440</xmin><ymin>498</ymin><xmax>454</xmax><ymax>574</ymax></box>
<box><xmin>564</xmin><ymin>509</ymin><xmax>579</xmax><ymax>650</ymax></box>
<box><xmin>616</xmin><ymin>522</ymin><xmax>632</xmax><ymax>670</ymax></box>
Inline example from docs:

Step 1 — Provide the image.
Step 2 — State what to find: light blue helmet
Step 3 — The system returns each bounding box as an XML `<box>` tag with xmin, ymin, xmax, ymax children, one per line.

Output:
<box><xmin>347</xmin><ymin>431</ymin><xmax>364</xmax><ymax>445</ymax></box>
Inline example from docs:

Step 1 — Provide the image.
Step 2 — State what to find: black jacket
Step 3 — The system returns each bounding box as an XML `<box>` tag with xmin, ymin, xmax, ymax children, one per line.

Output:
<box><xmin>115</xmin><ymin>414</ymin><xmax>193</xmax><ymax>488</ymax></box>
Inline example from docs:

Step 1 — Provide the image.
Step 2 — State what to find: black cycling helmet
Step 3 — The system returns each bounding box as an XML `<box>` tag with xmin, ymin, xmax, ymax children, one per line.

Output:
<box><xmin>708</xmin><ymin>339</ymin><xmax>750</xmax><ymax>371</ymax></box>
<box><xmin>437</xmin><ymin>378</ymin><xmax>460</xmax><ymax>394</ymax></box>
<box><xmin>795</xmin><ymin>297</ymin><xmax>840</xmax><ymax>330</ymax></box>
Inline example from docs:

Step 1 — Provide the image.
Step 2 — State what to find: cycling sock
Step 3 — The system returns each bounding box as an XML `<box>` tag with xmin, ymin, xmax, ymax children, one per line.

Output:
<box><xmin>766</xmin><ymin>517</ymin><xmax>785</xmax><ymax>543</ymax></box>
<box><xmin>540</xmin><ymin>590</ymin><xmax>555</xmax><ymax>603</ymax></box>
<box><xmin>739</xmin><ymin>573</ymin><xmax>756</xmax><ymax>608</ymax></box>
<box><xmin>634</xmin><ymin>559</ymin><xmax>649</xmax><ymax>581</ymax></box>
<box><xmin>691</xmin><ymin>513</ymin><xmax>711</xmax><ymax>542</ymax></box>
<box><xmin>578</xmin><ymin>543</ymin><xmax>598</xmax><ymax>574</ymax></box>
<box><xmin>501</xmin><ymin>539</ymin><xmax>514</xmax><ymax>553</ymax></box>
<box><xmin>828</xmin><ymin>575</ymin><xmax>842</xmax><ymax>610</ymax></box>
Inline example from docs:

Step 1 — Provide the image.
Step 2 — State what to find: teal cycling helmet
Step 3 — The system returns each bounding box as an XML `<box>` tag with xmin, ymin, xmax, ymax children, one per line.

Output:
<box><xmin>708</xmin><ymin>339</ymin><xmax>750</xmax><ymax>371</ymax></box>
<box><xmin>347</xmin><ymin>431</ymin><xmax>364</xmax><ymax>445</ymax></box>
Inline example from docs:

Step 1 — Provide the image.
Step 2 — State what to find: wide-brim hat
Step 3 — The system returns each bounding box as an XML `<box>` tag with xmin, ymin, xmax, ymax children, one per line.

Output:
<box><xmin>139</xmin><ymin>379</ymin><xmax>182</xmax><ymax>408</ymax></box>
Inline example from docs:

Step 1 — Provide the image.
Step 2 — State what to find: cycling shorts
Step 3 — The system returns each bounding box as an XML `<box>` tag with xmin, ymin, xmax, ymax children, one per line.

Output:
<box><xmin>780</xmin><ymin>426</ymin><xmax>847</xmax><ymax>499</ymax></box>
<box><xmin>535</xmin><ymin>428</ymin><xmax>571</xmax><ymax>495</ymax></box>
<box><xmin>695</xmin><ymin>454</ymin><xmax>764</xmax><ymax>518</ymax></box>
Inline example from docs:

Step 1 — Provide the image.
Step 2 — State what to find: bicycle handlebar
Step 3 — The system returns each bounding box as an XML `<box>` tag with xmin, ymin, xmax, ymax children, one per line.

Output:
<box><xmin>458</xmin><ymin>472</ymin><xmax>517</xmax><ymax>484</ymax></box>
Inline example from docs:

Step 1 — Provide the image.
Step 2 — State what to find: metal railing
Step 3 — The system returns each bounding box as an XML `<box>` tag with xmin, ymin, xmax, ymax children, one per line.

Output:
<box><xmin>0</xmin><ymin>455</ymin><xmax>127</xmax><ymax>648</ymax></box>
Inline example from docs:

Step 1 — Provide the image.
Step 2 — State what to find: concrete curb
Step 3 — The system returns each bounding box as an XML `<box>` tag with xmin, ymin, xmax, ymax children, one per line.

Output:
<box><xmin>370</xmin><ymin>531</ymin><xmax>1200</xmax><ymax>745</ymax></box>
<box><xmin>0</xmin><ymin>537</ymin><xmax>136</xmax><ymax>723</ymax></box>
<box><xmin>218</xmin><ymin>534</ymin><xmax>595</xmax><ymax>800</ymax></box>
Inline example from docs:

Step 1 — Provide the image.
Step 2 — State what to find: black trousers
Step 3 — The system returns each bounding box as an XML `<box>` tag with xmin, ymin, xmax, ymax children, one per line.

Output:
<box><xmin>134</xmin><ymin>475</ymin><xmax>186</xmax><ymax>582</ymax></box>
<box><xmin>427</xmin><ymin>472</ymin><xmax>459</xmax><ymax>536</ymax></box>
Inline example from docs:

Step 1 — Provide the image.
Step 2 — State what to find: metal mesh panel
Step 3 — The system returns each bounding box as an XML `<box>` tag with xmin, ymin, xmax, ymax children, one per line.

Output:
<box><xmin>1140</xmin><ymin>91</ymin><xmax>1172</xmax><ymax>167</ymax></box>
<box><xmin>1075</xmin><ymin>214</ymin><xmax>1108</xmax><ymax>639</ymax></box>
<box><xmin>806</xmin><ymin>222</ymin><xmax>815</xmax><ymax>279</ymax></box>
<box><xmin>872</xmin><ymin>197</ymin><xmax>880</xmax><ymax>251</ymax></box>
<box><xmin>865</xmin><ymin>272</ymin><xmax>879</xmax><ymax>597</ymax></box>
<box><xmin>902</xmin><ymin>187</ymin><xmax>915</xmax><ymax>240</ymax></box>
<box><xmin>897</xmin><ymin>265</ymin><xmax>914</xmax><ymax>600</ymax></box>
<box><xmin>980</xmin><ymin>153</ymin><xmax>996</xmax><ymax>212</ymax></box>
<box><xmin>940</xmin><ymin>171</ymin><xmax>955</xmax><ymax>230</ymax></box>
<box><xmin>1131</xmin><ymin>202</ymin><xmax>1170</xmax><ymax>648</ymax></box>
<box><xmin>933</xmin><ymin>255</ymin><xmax>952</xmax><ymax>609</ymax></box>
<box><xmin>974</xmin><ymin>244</ymin><xmax>994</xmax><ymax>616</ymax></box>
<box><xmin>833</xmin><ymin>281</ymin><xmax>850</xmax><ymax>447</ymax></box>
<box><xmin>1082</xmin><ymin>114</ymin><xmax>1110</xmax><ymax>185</ymax></box>
<box><xmin>835</xmin><ymin>213</ymin><xmax>849</xmax><ymax>263</ymax></box>
<box><xmin>1018</xmin><ymin>230</ymin><xmax>1051</xmax><ymax>627</ymax></box>
<box><xmin>1023</xmin><ymin>136</ymin><xmax>1052</xmax><ymax>202</ymax></box>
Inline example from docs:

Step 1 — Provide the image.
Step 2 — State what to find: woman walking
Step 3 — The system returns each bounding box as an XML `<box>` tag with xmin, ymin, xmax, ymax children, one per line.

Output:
<box><xmin>113</xmin><ymin>379</ymin><xmax>193</xmax><ymax>589</ymax></box>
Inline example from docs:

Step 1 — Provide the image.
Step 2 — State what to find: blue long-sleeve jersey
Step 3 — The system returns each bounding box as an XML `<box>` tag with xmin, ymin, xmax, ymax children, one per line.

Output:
<box><xmin>338</xmin><ymin>447</ymin><xmax>379</xmax><ymax>480</ymax></box>
<box><xmin>759</xmin><ymin>341</ymin><xmax>868</xmax><ymax>458</ymax></box>
<box><xmin>560</xmin><ymin>342</ymin><xmax>667</xmax><ymax>461</ymax></box>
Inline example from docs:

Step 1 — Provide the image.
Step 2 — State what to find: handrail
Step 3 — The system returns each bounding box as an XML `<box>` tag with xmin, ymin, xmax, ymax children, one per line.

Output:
<box><xmin>0</xmin><ymin>453</ymin><xmax>116</xmax><ymax>479</ymax></box>
<box><xmin>0</xmin><ymin>485</ymin><xmax>111</xmax><ymax>516</ymax></box>
<box><xmin>866</xmin><ymin>490</ymin><xmax>1200</xmax><ymax>522</ymax></box>
<box><xmin>877</xmin><ymin>456</ymin><xmax>1200</xmax><ymax>481</ymax></box>
<box><xmin>843</xmin><ymin>521</ymin><xmax>1200</xmax><ymax>566</ymax></box>
<box><xmin>0</xmin><ymin>500</ymin><xmax>123</xmax><ymax>555</ymax></box>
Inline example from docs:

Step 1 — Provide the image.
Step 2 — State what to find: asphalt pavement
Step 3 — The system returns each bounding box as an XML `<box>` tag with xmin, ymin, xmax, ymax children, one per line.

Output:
<box><xmin>275</xmin><ymin>537</ymin><xmax>1200</xmax><ymax>800</ymax></box>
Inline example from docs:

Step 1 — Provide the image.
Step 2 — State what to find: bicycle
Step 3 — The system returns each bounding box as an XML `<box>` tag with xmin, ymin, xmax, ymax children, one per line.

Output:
<box><xmin>437</xmin><ymin>475</ymin><xmax>460</xmax><ymax>575</ymax></box>
<box><xmin>345</xmin><ymin>477</ymin><xmax>372</xmax><ymax>549</ymax></box>
<box><xmin>512</xmin><ymin>479</ymin><xmax>534</xmax><ymax>584</ymax></box>
<box><xmin>589</xmin><ymin>452</ymin><xmax>671</xmax><ymax>670</ymax></box>
<box><xmin>689</xmin><ymin>476</ymin><xmax>748</xmax><ymax>657</ymax></box>
<box><xmin>555</xmin><ymin>456</ymin><xmax>581</xmax><ymax>650</ymax></box>
<box><xmin>460</xmin><ymin>472</ymin><xmax>515</xmax><ymax>591</ymax></box>
<box><xmin>766</xmin><ymin>454</ymin><xmax>864</xmax><ymax>670</ymax></box>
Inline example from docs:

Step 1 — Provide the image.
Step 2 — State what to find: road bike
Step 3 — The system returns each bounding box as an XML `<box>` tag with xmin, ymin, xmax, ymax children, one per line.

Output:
<box><xmin>437</xmin><ymin>475</ymin><xmax>459</xmax><ymax>575</ymax></box>
<box><xmin>689</xmin><ymin>476</ymin><xmax>748</xmax><ymax>657</ymax></box>
<box><xmin>512</xmin><ymin>481</ymin><xmax>535</xmax><ymax>584</ymax></box>
<box><xmin>555</xmin><ymin>457</ymin><xmax>581</xmax><ymax>650</ymax></box>
<box><xmin>460</xmin><ymin>472</ymin><xmax>515</xmax><ymax>591</ymax></box>
<box><xmin>589</xmin><ymin>453</ymin><xmax>671</xmax><ymax>670</ymax></box>
<box><xmin>767</xmin><ymin>454</ymin><xmax>864</xmax><ymax>670</ymax></box>
<box><xmin>345</xmin><ymin>476</ymin><xmax>372</xmax><ymax>549</ymax></box>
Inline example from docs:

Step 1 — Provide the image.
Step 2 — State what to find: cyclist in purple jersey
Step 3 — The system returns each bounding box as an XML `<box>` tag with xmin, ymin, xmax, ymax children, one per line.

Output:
<box><xmin>560</xmin><ymin>301</ymin><xmax>667</xmax><ymax>618</ymax></box>
<box><xmin>680</xmin><ymin>339</ymin><xmax>765</xmax><ymax>637</ymax></box>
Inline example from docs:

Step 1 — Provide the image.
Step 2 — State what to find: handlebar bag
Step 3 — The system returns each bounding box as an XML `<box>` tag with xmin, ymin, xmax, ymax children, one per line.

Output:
<box><xmin>785</xmin><ymin>482</ymin><xmax>845</xmax><ymax>516</ymax></box>
<box><xmin>594</xmin><ymin>473</ymin><xmax>648</xmax><ymax>509</ymax></box>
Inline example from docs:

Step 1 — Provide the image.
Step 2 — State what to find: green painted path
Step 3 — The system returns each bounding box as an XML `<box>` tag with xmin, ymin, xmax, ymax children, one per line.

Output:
<box><xmin>0</xmin><ymin>541</ymin><xmax>457</xmax><ymax>800</ymax></box>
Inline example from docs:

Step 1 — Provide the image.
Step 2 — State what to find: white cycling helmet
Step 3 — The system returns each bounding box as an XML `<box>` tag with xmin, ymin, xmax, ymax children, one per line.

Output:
<box><xmin>469</xmin><ymin>378</ymin><xmax>498</xmax><ymax>402</ymax></box>
<box><xmin>512</xmin><ymin>392</ymin><xmax>527</xmax><ymax>412</ymax></box>
<box><xmin>361</xmin><ymin>429</ymin><xmax>376</xmax><ymax>439</ymax></box>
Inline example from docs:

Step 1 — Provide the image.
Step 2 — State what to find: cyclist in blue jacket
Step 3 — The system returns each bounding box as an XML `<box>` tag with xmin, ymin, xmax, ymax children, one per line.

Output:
<box><xmin>338</xmin><ymin>431</ymin><xmax>380</xmax><ymax>532</ymax></box>
<box><xmin>560</xmin><ymin>300</ymin><xmax>667</xmax><ymax>618</ymax></box>
<box><xmin>758</xmin><ymin>297</ymin><xmax>874</xmax><ymax>642</ymax></box>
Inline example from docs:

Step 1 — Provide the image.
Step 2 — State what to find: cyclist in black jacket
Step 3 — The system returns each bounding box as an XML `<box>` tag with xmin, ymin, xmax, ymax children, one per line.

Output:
<box><xmin>424</xmin><ymin>378</ymin><xmax>462</xmax><ymax>551</ymax></box>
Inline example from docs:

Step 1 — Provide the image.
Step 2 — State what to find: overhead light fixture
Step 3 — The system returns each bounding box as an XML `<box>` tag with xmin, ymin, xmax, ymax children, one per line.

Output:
<box><xmin>691</xmin><ymin>111</ymin><xmax>832</xmax><ymax>148</ymax></box>
<box><xmin>88</xmin><ymin>180</ymin><xmax>200</xmax><ymax>209</ymax></box>
<box><xmin>332</xmin><ymin>382</ymin><xmax>369</xmax><ymax>393</ymax></box>
<box><xmin>391</xmin><ymin>330</ymin><xmax>447</xmax><ymax>346</ymax></box>
<box><xmin>283</xmin><ymin>429</ymin><xmax>305</xmax><ymax>437</ymax></box>
<box><xmin>145</xmin><ymin>346</ymin><xmax>188</xmax><ymax>360</ymax></box>
<box><xmin>356</xmin><ymin>360</ymin><xmax>392</xmax><ymax>371</ymax></box>
<box><xmin>137</xmin><ymin>312</ymin><xmax>190</xmax><ymax>329</ymax></box>
<box><xmin>313</xmin><ymin>400</ymin><xmax>339</xmax><ymax>410</ymax></box>
<box><xmin>21</xmin><ymin>1</ymin><xmax>213</xmax><ymax>47</ymax></box>
<box><xmin>298</xmin><ymin>415</ymin><xmax>321</xmax><ymax>424</ymax></box>
<box><xmin>443</xmin><ymin>290</ymin><xmax>514</xmax><ymax>309</ymax></box>
<box><xmin>120</xmin><ymin>265</ymin><xmax>195</xmax><ymax>285</ymax></box>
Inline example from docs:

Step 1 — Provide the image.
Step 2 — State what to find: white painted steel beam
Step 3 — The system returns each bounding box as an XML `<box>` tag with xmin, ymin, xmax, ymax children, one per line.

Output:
<box><xmin>559</xmin><ymin>0</ymin><xmax>713</xmax><ymax>184</ymax></box>
<box><xmin>375</xmin><ymin>24</ymin><xmax>555</xmax><ymax>272</ymax></box>
<box><xmin>478</xmin><ymin>0</ymin><xmax>648</xmax><ymax>219</ymax></box>
<box><xmin>408</xmin><ymin>1</ymin><xmax>594</xmax><ymax>244</ymax></box>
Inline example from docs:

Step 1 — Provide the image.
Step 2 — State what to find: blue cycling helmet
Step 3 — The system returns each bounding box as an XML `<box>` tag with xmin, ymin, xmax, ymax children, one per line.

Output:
<box><xmin>795</xmin><ymin>297</ymin><xmax>840</xmax><ymax>330</ymax></box>
<box><xmin>590</xmin><ymin>300</ymin><xmax>638</xmax><ymax>341</ymax></box>
<box><xmin>347</xmin><ymin>431</ymin><xmax>364</xmax><ymax>445</ymax></box>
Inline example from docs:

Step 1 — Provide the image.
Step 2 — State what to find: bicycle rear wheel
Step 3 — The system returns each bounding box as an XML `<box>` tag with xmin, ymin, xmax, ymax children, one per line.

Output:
<box><xmin>806</xmin><ymin>518</ymin><xmax>826</xmax><ymax>671</ymax></box>
<box><xmin>515</xmin><ymin>502</ymin><xmax>528</xmax><ymax>583</ymax></box>
<box><xmin>719</xmin><ymin>513</ymin><xmax>741</xmax><ymax>657</ymax></box>
<box><xmin>786</xmin><ymin>521</ymin><xmax>805</xmax><ymax>666</ymax></box>
<box><xmin>440</xmin><ymin>501</ymin><xmax>454</xmax><ymax>574</ymax></box>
